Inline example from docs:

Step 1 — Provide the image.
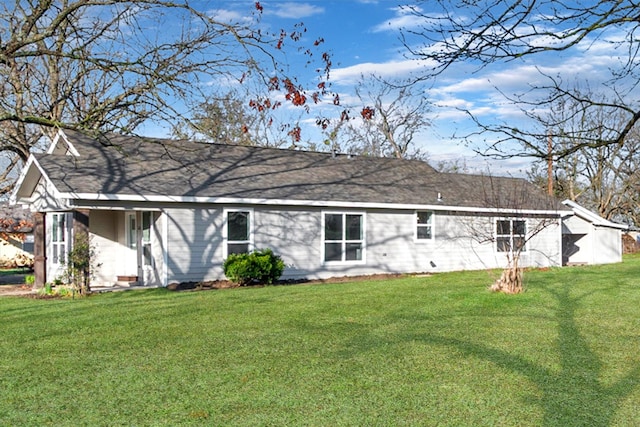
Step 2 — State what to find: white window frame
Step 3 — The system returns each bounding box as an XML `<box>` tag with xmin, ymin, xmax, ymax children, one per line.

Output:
<box><xmin>495</xmin><ymin>218</ymin><xmax>527</xmax><ymax>253</ymax></box>
<box><xmin>415</xmin><ymin>211</ymin><xmax>434</xmax><ymax>241</ymax></box>
<box><xmin>322</xmin><ymin>211</ymin><xmax>366</xmax><ymax>264</ymax></box>
<box><xmin>223</xmin><ymin>208</ymin><xmax>254</xmax><ymax>258</ymax></box>
<box><xmin>51</xmin><ymin>212</ymin><xmax>71</xmax><ymax>265</ymax></box>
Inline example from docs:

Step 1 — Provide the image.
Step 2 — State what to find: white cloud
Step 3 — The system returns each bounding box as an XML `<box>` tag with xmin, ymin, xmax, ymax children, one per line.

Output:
<box><xmin>269</xmin><ymin>3</ymin><xmax>324</xmax><ymax>19</ymax></box>
<box><xmin>207</xmin><ymin>8</ymin><xmax>253</xmax><ymax>24</ymax></box>
<box><xmin>330</xmin><ymin>59</ymin><xmax>433</xmax><ymax>85</ymax></box>
<box><xmin>370</xmin><ymin>5</ymin><xmax>447</xmax><ymax>33</ymax></box>
<box><xmin>372</xmin><ymin>6</ymin><xmax>425</xmax><ymax>32</ymax></box>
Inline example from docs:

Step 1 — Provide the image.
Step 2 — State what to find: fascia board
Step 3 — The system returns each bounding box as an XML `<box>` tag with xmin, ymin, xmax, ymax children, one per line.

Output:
<box><xmin>10</xmin><ymin>156</ymin><xmax>63</xmax><ymax>205</ymax></box>
<box><xmin>9</xmin><ymin>156</ymin><xmax>36</xmax><ymax>205</ymax></box>
<box><xmin>46</xmin><ymin>128</ymin><xmax>79</xmax><ymax>156</ymax></box>
<box><xmin>63</xmin><ymin>192</ymin><xmax>566</xmax><ymax>216</ymax></box>
<box><xmin>562</xmin><ymin>199</ymin><xmax>628</xmax><ymax>230</ymax></box>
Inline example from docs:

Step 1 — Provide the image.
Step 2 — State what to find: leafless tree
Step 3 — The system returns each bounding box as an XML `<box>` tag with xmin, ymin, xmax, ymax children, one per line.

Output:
<box><xmin>528</xmin><ymin>88</ymin><xmax>640</xmax><ymax>225</ymax></box>
<box><xmin>318</xmin><ymin>74</ymin><xmax>432</xmax><ymax>159</ymax></box>
<box><xmin>461</xmin><ymin>174</ymin><xmax>560</xmax><ymax>294</ymax></box>
<box><xmin>401</xmin><ymin>1</ymin><xmax>640</xmax><ymax>160</ymax></box>
<box><xmin>173</xmin><ymin>88</ymin><xmax>309</xmax><ymax>149</ymax></box>
<box><xmin>0</xmin><ymin>1</ymin><xmax>329</xmax><ymax>195</ymax></box>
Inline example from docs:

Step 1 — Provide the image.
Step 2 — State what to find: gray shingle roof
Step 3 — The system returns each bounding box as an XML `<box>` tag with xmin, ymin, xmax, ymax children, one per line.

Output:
<box><xmin>35</xmin><ymin>129</ymin><xmax>567</xmax><ymax>211</ymax></box>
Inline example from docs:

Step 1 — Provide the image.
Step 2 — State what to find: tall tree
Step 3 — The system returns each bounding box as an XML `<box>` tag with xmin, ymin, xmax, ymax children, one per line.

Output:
<box><xmin>528</xmin><ymin>88</ymin><xmax>640</xmax><ymax>224</ymax></box>
<box><xmin>319</xmin><ymin>74</ymin><xmax>432</xmax><ymax>159</ymax></box>
<box><xmin>173</xmin><ymin>88</ymin><xmax>308</xmax><ymax>149</ymax></box>
<box><xmin>0</xmin><ymin>1</ymin><xmax>330</xmax><ymax>195</ymax></box>
<box><xmin>401</xmin><ymin>1</ymin><xmax>640</xmax><ymax>160</ymax></box>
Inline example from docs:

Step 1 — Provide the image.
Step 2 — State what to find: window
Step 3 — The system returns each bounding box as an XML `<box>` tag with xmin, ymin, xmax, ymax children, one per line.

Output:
<box><xmin>51</xmin><ymin>213</ymin><xmax>67</xmax><ymax>264</ymax></box>
<box><xmin>416</xmin><ymin>211</ymin><xmax>433</xmax><ymax>240</ymax></box>
<box><xmin>496</xmin><ymin>219</ymin><xmax>526</xmax><ymax>252</ymax></box>
<box><xmin>323</xmin><ymin>213</ymin><xmax>364</xmax><ymax>262</ymax></box>
<box><xmin>226</xmin><ymin>210</ymin><xmax>251</xmax><ymax>255</ymax></box>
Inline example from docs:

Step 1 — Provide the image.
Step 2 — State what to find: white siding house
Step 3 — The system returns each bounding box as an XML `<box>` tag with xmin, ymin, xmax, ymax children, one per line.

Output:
<box><xmin>11</xmin><ymin>129</ymin><xmax>601</xmax><ymax>289</ymax></box>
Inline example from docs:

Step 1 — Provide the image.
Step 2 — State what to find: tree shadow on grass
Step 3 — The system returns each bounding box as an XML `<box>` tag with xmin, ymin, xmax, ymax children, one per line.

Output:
<box><xmin>405</xmin><ymin>283</ymin><xmax>640</xmax><ymax>426</ymax></box>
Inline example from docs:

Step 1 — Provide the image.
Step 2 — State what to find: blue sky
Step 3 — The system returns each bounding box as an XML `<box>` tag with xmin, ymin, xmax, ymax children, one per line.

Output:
<box><xmin>159</xmin><ymin>1</ymin><xmax>633</xmax><ymax>175</ymax></box>
<box><xmin>226</xmin><ymin>0</ymin><xmax>542</xmax><ymax>173</ymax></box>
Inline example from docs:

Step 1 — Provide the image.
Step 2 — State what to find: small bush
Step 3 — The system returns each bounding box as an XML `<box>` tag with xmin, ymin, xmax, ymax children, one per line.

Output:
<box><xmin>25</xmin><ymin>274</ymin><xmax>35</xmax><ymax>286</ymax></box>
<box><xmin>223</xmin><ymin>248</ymin><xmax>285</xmax><ymax>285</ymax></box>
<box><xmin>38</xmin><ymin>282</ymin><xmax>73</xmax><ymax>298</ymax></box>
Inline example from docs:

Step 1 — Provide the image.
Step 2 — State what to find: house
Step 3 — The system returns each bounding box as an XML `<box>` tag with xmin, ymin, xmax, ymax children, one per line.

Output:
<box><xmin>11</xmin><ymin>128</ymin><xmax>576</xmax><ymax>288</ymax></box>
<box><xmin>561</xmin><ymin>199</ymin><xmax>628</xmax><ymax>265</ymax></box>
<box><xmin>0</xmin><ymin>203</ymin><xmax>34</xmax><ymax>268</ymax></box>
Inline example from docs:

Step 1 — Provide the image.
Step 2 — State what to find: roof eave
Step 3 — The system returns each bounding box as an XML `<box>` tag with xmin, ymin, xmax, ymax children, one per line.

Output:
<box><xmin>10</xmin><ymin>155</ymin><xmax>63</xmax><ymax>207</ymax></box>
<box><xmin>562</xmin><ymin>199</ymin><xmax>629</xmax><ymax>230</ymax></box>
<box><xmin>62</xmin><ymin>192</ymin><xmax>566</xmax><ymax>216</ymax></box>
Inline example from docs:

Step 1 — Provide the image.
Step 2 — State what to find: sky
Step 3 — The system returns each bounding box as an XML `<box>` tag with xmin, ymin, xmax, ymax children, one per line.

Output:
<box><xmin>149</xmin><ymin>1</ymin><xmax>633</xmax><ymax>176</ymax></box>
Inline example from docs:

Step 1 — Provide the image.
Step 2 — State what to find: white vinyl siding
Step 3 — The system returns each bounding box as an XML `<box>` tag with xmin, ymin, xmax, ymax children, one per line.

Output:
<box><xmin>165</xmin><ymin>208</ymin><xmax>224</xmax><ymax>284</ymax></box>
<box><xmin>158</xmin><ymin>206</ymin><xmax>562</xmax><ymax>285</ymax></box>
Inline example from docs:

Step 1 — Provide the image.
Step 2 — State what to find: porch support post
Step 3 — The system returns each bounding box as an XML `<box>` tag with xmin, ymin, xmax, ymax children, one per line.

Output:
<box><xmin>33</xmin><ymin>212</ymin><xmax>46</xmax><ymax>289</ymax></box>
<box><xmin>73</xmin><ymin>209</ymin><xmax>90</xmax><ymax>237</ymax></box>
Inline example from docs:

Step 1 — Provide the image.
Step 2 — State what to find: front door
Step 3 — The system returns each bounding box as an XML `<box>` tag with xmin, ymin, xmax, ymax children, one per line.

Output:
<box><xmin>125</xmin><ymin>211</ymin><xmax>157</xmax><ymax>286</ymax></box>
<box><xmin>125</xmin><ymin>212</ymin><xmax>139</xmax><ymax>279</ymax></box>
<box><xmin>140</xmin><ymin>211</ymin><xmax>155</xmax><ymax>286</ymax></box>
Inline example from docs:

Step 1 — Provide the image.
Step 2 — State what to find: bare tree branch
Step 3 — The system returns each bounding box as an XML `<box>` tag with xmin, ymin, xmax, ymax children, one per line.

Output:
<box><xmin>402</xmin><ymin>0</ymin><xmax>640</xmax><ymax>160</ymax></box>
<box><xmin>0</xmin><ymin>1</ymin><xmax>330</xmax><ymax>194</ymax></box>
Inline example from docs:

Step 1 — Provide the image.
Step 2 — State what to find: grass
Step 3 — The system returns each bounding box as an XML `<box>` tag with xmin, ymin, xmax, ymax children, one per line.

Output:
<box><xmin>2</xmin><ymin>256</ymin><xmax>640</xmax><ymax>426</ymax></box>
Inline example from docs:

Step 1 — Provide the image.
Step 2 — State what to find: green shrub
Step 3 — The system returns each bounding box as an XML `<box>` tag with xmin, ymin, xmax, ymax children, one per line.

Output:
<box><xmin>25</xmin><ymin>274</ymin><xmax>35</xmax><ymax>286</ymax></box>
<box><xmin>223</xmin><ymin>248</ymin><xmax>285</xmax><ymax>285</ymax></box>
<box><xmin>38</xmin><ymin>282</ymin><xmax>72</xmax><ymax>297</ymax></box>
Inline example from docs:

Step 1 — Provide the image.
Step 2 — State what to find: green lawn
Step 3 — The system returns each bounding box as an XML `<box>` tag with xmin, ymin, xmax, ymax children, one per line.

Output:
<box><xmin>2</xmin><ymin>257</ymin><xmax>640</xmax><ymax>426</ymax></box>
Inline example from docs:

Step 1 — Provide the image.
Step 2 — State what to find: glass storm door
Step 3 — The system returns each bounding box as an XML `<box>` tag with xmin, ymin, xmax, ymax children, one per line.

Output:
<box><xmin>141</xmin><ymin>211</ymin><xmax>154</xmax><ymax>285</ymax></box>
<box><xmin>125</xmin><ymin>212</ymin><xmax>139</xmax><ymax>278</ymax></box>
<box><xmin>125</xmin><ymin>211</ymin><xmax>155</xmax><ymax>285</ymax></box>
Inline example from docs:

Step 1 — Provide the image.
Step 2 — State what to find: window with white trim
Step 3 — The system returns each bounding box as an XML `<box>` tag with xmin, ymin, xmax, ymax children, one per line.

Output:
<box><xmin>496</xmin><ymin>219</ymin><xmax>527</xmax><ymax>252</ymax></box>
<box><xmin>416</xmin><ymin>211</ymin><xmax>433</xmax><ymax>240</ymax></box>
<box><xmin>226</xmin><ymin>210</ymin><xmax>252</xmax><ymax>255</ymax></box>
<box><xmin>323</xmin><ymin>212</ymin><xmax>364</xmax><ymax>262</ymax></box>
<box><xmin>51</xmin><ymin>213</ymin><xmax>68</xmax><ymax>264</ymax></box>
